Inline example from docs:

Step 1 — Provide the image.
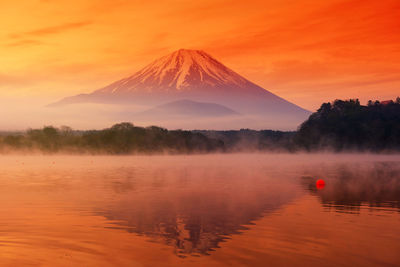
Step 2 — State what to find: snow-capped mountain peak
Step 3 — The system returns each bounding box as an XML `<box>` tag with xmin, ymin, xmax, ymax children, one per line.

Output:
<box><xmin>51</xmin><ymin>49</ymin><xmax>311</xmax><ymax>130</ymax></box>
<box><xmin>96</xmin><ymin>49</ymin><xmax>255</xmax><ymax>94</ymax></box>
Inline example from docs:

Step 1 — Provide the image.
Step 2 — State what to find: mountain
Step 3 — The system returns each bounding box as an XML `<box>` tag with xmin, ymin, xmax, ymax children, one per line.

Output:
<box><xmin>137</xmin><ymin>99</ymin><xmax>239</xmax><ymax>119</ymax></box>
<box><xmin>51</xmin><ymin>49</ymin><xmax>311</xmax><ymax>130</ymax></box>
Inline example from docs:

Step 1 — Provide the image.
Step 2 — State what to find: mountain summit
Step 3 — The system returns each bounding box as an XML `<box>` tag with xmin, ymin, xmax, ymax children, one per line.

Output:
<box><xmin>52</xmin><ymin>49</ymin><xmax>311</xmax><ymax>129</ymax></box>
<box><xmin>96</xmin><ymin>49</ymin><xmax>256</xmax><ymax>94</ymax></box>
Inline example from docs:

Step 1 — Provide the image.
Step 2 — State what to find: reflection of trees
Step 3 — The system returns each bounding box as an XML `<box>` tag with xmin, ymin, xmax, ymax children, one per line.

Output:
<box><xmin>302</xmin><ymin>162</ymin><xmax>400</xmax><ymax>212</ymax></box>
<box><xmin>98</xmin><ymin>171</ymin><xmax>298</xmax><ymax>257</ymax></box>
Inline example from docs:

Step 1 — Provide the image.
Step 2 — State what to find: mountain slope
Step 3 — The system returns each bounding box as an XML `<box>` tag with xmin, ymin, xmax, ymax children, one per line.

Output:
<box><xmin>51</xmin><ymin>49</ymin><xmax>311</xmax><ymax>129</ymax></box>
<box><xmin>93</xmin><ymin>49</ymin><xmax>265</xmax><ymax>95</ymax></box>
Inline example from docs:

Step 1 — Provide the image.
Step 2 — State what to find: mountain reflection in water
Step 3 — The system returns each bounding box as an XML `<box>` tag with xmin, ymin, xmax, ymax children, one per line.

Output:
<box><xmin>99</xmin><ymin>159</ymin><xmax>400</xmax><ymax>257</ymax></box>
<box><xmin>0</xmin><ymin>155</ymin><xmax>399</xmax><ymax>266</ymax></box>
<box><xmin>98</xmin><ymin>165</ymin><xmax>299</xmax><ymax>257</ymax></box>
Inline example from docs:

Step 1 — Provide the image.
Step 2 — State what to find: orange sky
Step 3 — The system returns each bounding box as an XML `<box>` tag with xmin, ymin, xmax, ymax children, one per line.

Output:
<box><xmin>0</xmin><ymin>0</ymin><xmax>399</xmax><ymax>110</ymax></box>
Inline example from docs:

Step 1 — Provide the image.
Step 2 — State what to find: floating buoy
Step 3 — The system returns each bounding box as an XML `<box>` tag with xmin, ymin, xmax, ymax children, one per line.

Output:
<box><xmin>316</xmin><ymin>179</ymin><xmax>325</xmax><ymax>189</ymax></box>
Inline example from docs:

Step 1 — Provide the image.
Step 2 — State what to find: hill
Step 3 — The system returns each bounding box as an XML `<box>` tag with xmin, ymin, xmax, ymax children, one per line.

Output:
<box><xmin>137</xmin><ymin>99</ymin><xmax>239</xmax><ymax>118</ymax></box>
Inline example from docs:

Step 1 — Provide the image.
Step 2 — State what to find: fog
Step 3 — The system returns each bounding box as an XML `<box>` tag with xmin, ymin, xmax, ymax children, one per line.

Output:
<box><xmin>0</xmin><ymin>97</ymin><xmax>304</xmax><ymax>131</ymax></box>
<box><xmin>0</xmin><ymin>98</ymin><xmax>127</xmax><ymax>131</ymax></box>
<box><xmin>0</xmin><ymin>153</ymin><xmax>399</xmax><ymax>265</ymax></box>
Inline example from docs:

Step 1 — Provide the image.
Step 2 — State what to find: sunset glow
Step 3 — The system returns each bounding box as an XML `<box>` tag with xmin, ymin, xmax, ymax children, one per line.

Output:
<box><xmin>1</xmin><ymin>0</ymin><xmax>399</xmax><ymax>110</ymax></box>
<box><xmin>1</xmin><ymin>2</ymin><xmax>400</xmax><ymax>265</ymax></box>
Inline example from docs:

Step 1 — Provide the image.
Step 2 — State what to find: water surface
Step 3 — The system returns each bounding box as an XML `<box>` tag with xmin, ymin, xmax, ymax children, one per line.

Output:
<box><xmin>0</xmin><ymin>154</ymin><xmax>399</xmax><ymax>266</ymax></box>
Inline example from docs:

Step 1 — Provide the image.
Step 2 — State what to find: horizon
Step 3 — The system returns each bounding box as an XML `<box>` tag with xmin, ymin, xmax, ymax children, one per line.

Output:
<box><xmin>0</xmin><ymin>97</ymin><xmax>397</xmax><ymax>133</ymax></box>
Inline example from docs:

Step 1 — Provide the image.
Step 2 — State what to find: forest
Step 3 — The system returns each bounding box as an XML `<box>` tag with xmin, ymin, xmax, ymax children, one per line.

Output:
<box><xmin>0</xmin><ymin>98</ymin><xmax>399</xmax><ymax>153</ymax></box>
<box><xmin>0</xmin><ymin>123</ymin><xmax>224</xmax><ymax>154</ymax></box>
<box><xmin>295</xmin><ymin>98</ymin><xmax>400</xmax><ymax>151</ymax></box>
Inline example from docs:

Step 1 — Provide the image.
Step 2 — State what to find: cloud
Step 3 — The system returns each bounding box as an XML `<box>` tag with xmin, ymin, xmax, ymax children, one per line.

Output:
<box><xmin>9</xmin><ymin>21</ymin><xmax>92</xmax><ymax>40</ymax></box>
<box><xmin>5</xmin><ymin>39</ymin><xmax>44</xmax><ymax>47</ymax></box>
<box><xmin>202</xmin><ymin>0</ymin><xmax>400</xmax><ymax>61</ymax></box>
<box><xmin>316</xmin><ymin>75</ymin><xmax>400</xmax><ymax>91</ymax></box>
<box><xmin>265</xmin><ymin>61</ymin><xmax>336</xmax><ymax>86</ymax></box>
<box><xmin>4</xmin><ymin>21</ymin><xmax>92</xmax><ymax>47</ymax></box>
<box><xmin>0</xmin><ymin>73</ymin><xmax>37</xmax><ymax>87</ymax></box>
<box><xmin>22</xmin><ymin>21</ymin><xmax>92</xmax><ymax>36</ymax></box>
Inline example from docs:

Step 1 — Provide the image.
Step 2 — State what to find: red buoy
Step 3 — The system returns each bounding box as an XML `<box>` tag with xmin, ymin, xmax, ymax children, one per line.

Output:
<box><xmin>316</xmin><ymin>179</ymin><xmax>325</xmax><ymax>189</ymax></box>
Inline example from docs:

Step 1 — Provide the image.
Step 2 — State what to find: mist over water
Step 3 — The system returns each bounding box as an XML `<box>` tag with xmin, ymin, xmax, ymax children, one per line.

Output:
<box><xmin>302</xmin><ymin>162</ymin><xmax>400</xmax><ymax>212</ymax></box>
<box><xmin>0</xmin><ymin>154</ymin><xmax>399</xmax><ymax>266</ymax></box>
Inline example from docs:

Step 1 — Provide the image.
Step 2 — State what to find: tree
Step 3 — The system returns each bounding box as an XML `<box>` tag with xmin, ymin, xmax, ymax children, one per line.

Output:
<box><xmin>295</xmin><ymin>99</ymin><xmax>400</xmax><ymax>151</ymax></box>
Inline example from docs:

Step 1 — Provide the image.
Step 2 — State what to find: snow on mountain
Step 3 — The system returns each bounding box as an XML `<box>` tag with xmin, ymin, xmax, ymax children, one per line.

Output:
<box><xmin>95</xmin><ymin>49</ymin><xmax>255</xmax><ymax>94</ymax></box>
<box><xmin>50</xmin><ymin>49</ymin><xmax>311</xmax><ymax>130</ymax></box>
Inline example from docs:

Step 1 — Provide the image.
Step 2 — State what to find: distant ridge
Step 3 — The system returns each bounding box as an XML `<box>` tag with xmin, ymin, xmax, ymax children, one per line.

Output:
<box><xmin>137</xmin><ymin>99</ymin><xmax>239</xmax><ymax>119</ymax></box>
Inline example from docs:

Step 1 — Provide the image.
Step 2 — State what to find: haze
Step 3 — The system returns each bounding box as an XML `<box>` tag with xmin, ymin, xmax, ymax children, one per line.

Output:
<box><xmin>0</xmin><ymin>154</ymin><xmax>399</xmax><ymax>266</ymax></box>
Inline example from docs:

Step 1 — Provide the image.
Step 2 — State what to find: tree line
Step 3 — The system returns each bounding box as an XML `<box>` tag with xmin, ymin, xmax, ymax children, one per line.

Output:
<box><xmin>1</xmin><ymin>98</ymin><xmax>399</xmax><ymax>153</ymax></box>
<box><xmin>295</xmin><ymin>98</ymin><xmax>400</xmax><ymax>151</ymax></box>
<box><xmin>0</xmin><ymin>123</ymin><xmax>224</xmax><ymax>154</ymax></box>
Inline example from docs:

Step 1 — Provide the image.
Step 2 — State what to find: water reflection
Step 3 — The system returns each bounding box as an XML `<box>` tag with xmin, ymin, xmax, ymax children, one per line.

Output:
<box><xmin>98</xmin><ymin>167</ymin><xmax>299</xmax><ymax>257</ymax></box>
<box><xmin>0</xmin><ymin>155</ymin><xmax>400</xmax><ymax>265</ymax></box>
<box><xmin>302</xmin><ymin>162</ymin><xmax>400</xmax><ymax>212</ymax></box>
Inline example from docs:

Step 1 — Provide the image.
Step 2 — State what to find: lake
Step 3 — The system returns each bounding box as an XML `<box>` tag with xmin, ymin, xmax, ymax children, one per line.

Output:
<box><xmin>0</xmin><ymin>154</ymin><xmax>399</xmax><ymax>266</ymax></box>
